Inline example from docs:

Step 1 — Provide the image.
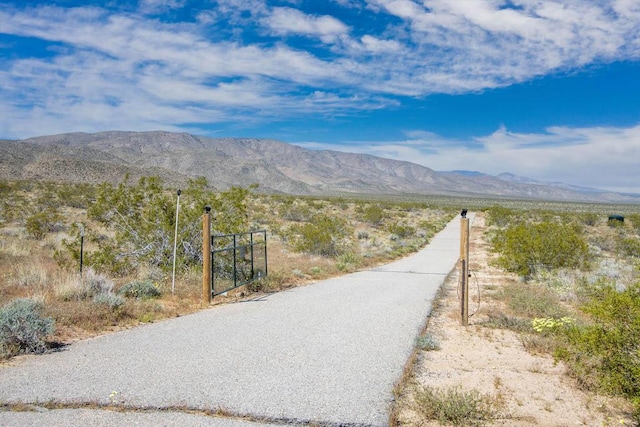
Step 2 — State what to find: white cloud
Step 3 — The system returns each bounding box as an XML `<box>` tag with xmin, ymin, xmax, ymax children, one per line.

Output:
<box><xmin>360</xmin><ymin>35</ymin><xmax>402</xmax><ymax>53</ymax></box>
<box><xmin>358</xmin><ymin>0</ymin><xmax>640</xmax><ymax>94</ymax></box>
<box><xmin>263</xmin><ymin>7</ymin><xmax>349</xmax><ymax>43</ymax></box>
<box><xmin>138</xmin><ymin>0</ymin><xmax>188</xmax><ymax>14</ymax></box>
<box><xmin>294</xmin><ymin>124</ymin><xmax>640</xmax><ymax>194</ymax></box>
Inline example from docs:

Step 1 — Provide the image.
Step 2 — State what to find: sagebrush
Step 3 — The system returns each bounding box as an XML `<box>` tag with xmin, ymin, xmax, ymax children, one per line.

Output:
<box><xmin>0</xmin><ymin>298</ymin><xmax>55</xmax><ymax>358</ymax></box>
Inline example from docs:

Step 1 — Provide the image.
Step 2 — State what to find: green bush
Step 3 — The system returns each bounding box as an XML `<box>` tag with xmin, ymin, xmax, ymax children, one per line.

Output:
<box><xmin>485</xmin><ymin>206</ymin><xmax>517</xmax><ymax>227</ymax></box>
<box><xmin>290</xmin><ymin>214</ymin><xmax>352</xmax><ymax>257</ymax></box>
<box><xmin>361</xmin><ymin>204</ymin><xmax>384</xmax><ymax>226</ymax></box>
<box><xmin>336</xmin><ymin>251</ymin><xmax>360</xmax><ymax>272</ymax></box>
<box><xmin>628</xmin><ymin>213</ymin><xmax>640</xmax><ymax>233</ymax></box>
<box><xmin>0</xmin><ymin>298</ymin><xmax>55</xmax><ymax>358</ymax></box>
<box><xmin>387</xmin><ymin>222</ymin><xmax>415</xmax><ymax>238</ymax></box>
<box><xmin>118</xmin><ymin>280</ymin><xmax>161</xmax><ymax>299</ymax></box>
<box><xmin>556</xmin><ymin>280</ymin><xmax>640</xmax><ymax>406</ymax></box>
<box><xmin>617</xmin><ymin>237</ymin><xmax>640</xmax><ymax>258</ymax></box>
<box><xmin>492</xmin><ymin>221</ymin><xmax>591</xmax><ymax>278</ymax></box>
<box><xmin>280</xmin><ymin>202</ymin><xmax>312</xmax><ymax>222</ymax></box>
<box><xmin>84</xmin><ymin>176</ymin><xmax>251</xmax><ymax>275</ymax></box>
<box><xmin>25</xmin><ymin>209</ymin><xmax>62</xmax><ymax>240</ymax></box>
<box><xmin>578</xmin><ymin>212</ymin><xmax>599</xmax><ymax>227</ymax></box>
<box><xmin>498</xmin><ymin>283</ymin><xmax>568</xmax><ymax>319</ymax></box>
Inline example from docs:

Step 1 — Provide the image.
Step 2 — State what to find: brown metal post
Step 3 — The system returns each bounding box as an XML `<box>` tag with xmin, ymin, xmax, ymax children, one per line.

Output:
<box><xmin>460</xmin><ymin>215</ymin><xmax>470</xmax><ymax>326</ymax></box>
<box><xmin>202</xmin><ymin>206</ymin><xmax>212</xmax><ymax>304</ymax></box>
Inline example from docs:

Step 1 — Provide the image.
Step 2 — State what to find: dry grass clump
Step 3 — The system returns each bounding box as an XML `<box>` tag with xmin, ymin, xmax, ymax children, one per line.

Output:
<box><xmin>413</xmin><ymin>385</ymin><xmax>504</xmax><ymax>426</ymax></box>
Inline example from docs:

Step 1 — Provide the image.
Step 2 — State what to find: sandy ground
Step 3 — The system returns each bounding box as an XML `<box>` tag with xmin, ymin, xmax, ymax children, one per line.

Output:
<box><xmin>396</xmin><ymin>213</ymin><xmax>634</xmax><ymax>427</ymax></box>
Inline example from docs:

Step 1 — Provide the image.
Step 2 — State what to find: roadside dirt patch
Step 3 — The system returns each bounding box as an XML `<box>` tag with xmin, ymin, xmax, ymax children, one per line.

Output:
<box><xmin>396</xmin><ymin>213</ymin><xmax>633</xmax><ymax>426</ymax></box>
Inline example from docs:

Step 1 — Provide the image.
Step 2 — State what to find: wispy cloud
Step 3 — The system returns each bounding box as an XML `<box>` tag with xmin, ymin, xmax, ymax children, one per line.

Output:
<box><xmin>263</xmin><ymin>7</ymin><xmax>350</xmax><ymax>43</ymax></box>
<box><xmin>296</xmin><ymin>124</ymin><xmax>640</xmax><ymax>193</ymax></box>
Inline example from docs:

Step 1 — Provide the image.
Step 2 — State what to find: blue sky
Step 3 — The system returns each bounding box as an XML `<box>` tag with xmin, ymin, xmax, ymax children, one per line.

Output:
<box><xmin>1</xmin><ymin>1</ymin><xmax>639</xmax><ymax>193</ymax></box>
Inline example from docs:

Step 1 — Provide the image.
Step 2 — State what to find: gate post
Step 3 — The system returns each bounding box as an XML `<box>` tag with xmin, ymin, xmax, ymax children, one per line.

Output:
<box><xmin>460</xmin><ymin>210</ymin><xmax>470</xmax><ymax>326</ymax></box>
<box><xmin>202</xmin><ymin>206</ymin><xmax>212</xmax><ymax>304</ymax></box>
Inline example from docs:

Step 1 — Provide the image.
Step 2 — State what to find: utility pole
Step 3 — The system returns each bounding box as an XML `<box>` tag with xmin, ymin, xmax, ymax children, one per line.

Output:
<box><xmin>460</xmin><ymin>209</ymin><xmax>470</xmax><ymax>326</ymax></box>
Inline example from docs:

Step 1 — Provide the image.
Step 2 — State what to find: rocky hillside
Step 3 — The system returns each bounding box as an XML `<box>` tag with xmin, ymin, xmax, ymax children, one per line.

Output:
<box><xmin>0</xmin><ymin>131</ymin><xmax>637</xmax><ymax>203</ymax></box>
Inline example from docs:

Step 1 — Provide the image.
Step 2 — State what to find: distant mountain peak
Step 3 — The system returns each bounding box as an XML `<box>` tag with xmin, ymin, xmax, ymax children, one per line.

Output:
<box><xmin>2</xmin><ymin>131</ymin><xmax>638</xmax><ymax>203</ymax></box>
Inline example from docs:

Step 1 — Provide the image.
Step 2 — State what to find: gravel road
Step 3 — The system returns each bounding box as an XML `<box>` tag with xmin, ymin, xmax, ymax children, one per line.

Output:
<box><xmin>0</xmin><ymin>214</ymin><xmax>470</xmax><ymax>427</ymax></box>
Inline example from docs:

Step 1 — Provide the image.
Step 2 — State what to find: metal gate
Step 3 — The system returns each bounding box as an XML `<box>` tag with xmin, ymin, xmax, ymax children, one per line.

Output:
<box><xmin>211</xmin><ymin>230</ymin><xmax>267</xmax><ymax>297</ymax></box>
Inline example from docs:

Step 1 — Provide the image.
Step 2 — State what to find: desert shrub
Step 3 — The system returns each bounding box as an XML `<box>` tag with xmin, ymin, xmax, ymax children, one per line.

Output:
<box><xmin>357</xmin><ymin>230</ymin><xmax>369</xmax><ymax>240</ymax></box>
<box><xmin>25</xmin><ymin>209</ymin><xmax>63</xmax><ymax>240</ymax></box>
<box><xmin>361</xmin><ymin>204</ymin><xmax>384</xmax><ymax>226</ymax></box>
<box><xmin>336</xmin><ymin>251</ymin><xmax>360</xmax><ymax>272</ymax></box>
<box><xmin>85</xmin><ymin>176</ymin><xmax>251</xmax><ymax>275</ymax></box>
<box><xmin>555</xmin><ymin>280</ymin><xmax>640</xmax><ymax>411</ymax></box>
<box><xmin>387</xmin><ymin>222</ymin><xmax>415</xmax><ymax>238</ymax></box>
<box><xmin>498</xmin><ymin>282</ymin><xmax>568</xmax><ymax>319</ymax></box>
<box><xmin>56</xmin><ymin>269</ymin><xmax>114</xmax><ymax>301</ymax></box>
<box><xmin>416</xmin><ymin>333</ymin><xmax>440</xmax><ymax>351</ymax></box>
<box><xmin>93</xmin><ymin>292</ymin><xmax>126</xmax><ymax>309</ymax></box>
<box><xmin>628</xmin><ymin>213</ymin><xmax>640</xmax><ymax>232</ymax></box>
<box><xmin>483</xmin><ymin>312</ymin><xmax>532</xmax><ymax>332</ymax></box>
<box><xmin>0</xmin><ymin>298</ymin><xmax>55</xmax><ymax>358</ymax></box>
<box><xmin>118</xmin><ymin>280</ymin><xmax>161</xmax><ymax>299</ymax></box>
<box><xmin>578</xmin><ymin>212</ymin><xmax>599</xmax><ymax>227</ymax></box>
<box><xmin>608</xmin><ymin>217</ymin><xmax>626</xmax><ymax>228</ymax></box>
<box><xmin>414</xmin><ymin>386</ymin><xmax>501</xmax><ymax>426</ymax></box>
<box><xmin>418</xmin><ymin>220</ymin><xmax>440</xmax><ymax>239</ymax></box>
<box><xmin>290</xmin><ymin>214</ymin><xmax>352</xmax><ymax>257</ymax></box>
<box><xmin>84</xmin><ymin>268</ymin><xmax>114</xmax><ymax>294</ymax></box>
<box><xmin>492</xmin><ymin>221</ymin><xmax>591</xmax><ymax>278</ymax></box>
<box><xmin>280</xmin><ymin>202</ymin><xmax>312</xmax><ymax>222</ymax></box>
<box><xmin>485</xmin><ymin>206</ymin><xmax>517</xmax><ymax>227</ymax></box>
<box><xmin>617</xmin><ymin>237</ymin><xmax>640</xmax><ymax>258</ymax></box>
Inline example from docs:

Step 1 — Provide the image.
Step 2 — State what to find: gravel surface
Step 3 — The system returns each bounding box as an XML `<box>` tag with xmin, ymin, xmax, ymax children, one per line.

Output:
<box><xmin>0</xmin><ymin>215</ymin><xmax>469</xmax><ymax>427</ymax></box>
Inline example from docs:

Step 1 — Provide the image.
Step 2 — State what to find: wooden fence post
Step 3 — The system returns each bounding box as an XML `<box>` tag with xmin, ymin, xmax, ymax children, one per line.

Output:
<box><xmin>202</xmin><ymin>206</ymin><xmax>212</xmax><ymax>304</ymax></box>
<box><xmin>460</xmin><ymin>213</ymin><xmax>470</xmax><ymax>326</ymax></box>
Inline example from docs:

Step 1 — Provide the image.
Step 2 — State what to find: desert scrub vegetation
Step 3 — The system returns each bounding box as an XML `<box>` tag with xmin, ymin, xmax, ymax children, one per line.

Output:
<box><xmin>288</xmin><ymin>214</ymin><xmax>353</xmax><ymax>257</ymax></box>
<box><xmin>413</xmin><ymin>385</ymin><xmax>504</xmax><ymax>426</ymax></box>
<box><xmin>491</xmin><ymin>220</ymin><xmax>591</xmax><ymax>278</ymax></box>
<box><xmin>485</xmin><ymin>205</ymin><xmax>640</xmax><ymax>420</ymax></box>
<box><xmin>0</xmin><ymin>178</ymin><xmax>456</xmax><ymax>356</ymax></box>
<box><xmin>0</xmin><ymin>298</ymin><xmax>55</xmax><ymax>358</ymax></box>
<box><xmin>554</xmin><ymin>279</ymin><xmax>640</xmax><ymax>418</ymax></box>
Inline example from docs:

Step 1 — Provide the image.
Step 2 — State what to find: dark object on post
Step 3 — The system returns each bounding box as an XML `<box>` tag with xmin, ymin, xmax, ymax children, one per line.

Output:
<box><xmin>608</xmin><ymin>214</ymin><xmax>624</xmax><ymax>226</ymax></box>
<box><xmin>460</xmin><ymin>209</ymin><xmax>468</xmax><ymax>218</ymax></box>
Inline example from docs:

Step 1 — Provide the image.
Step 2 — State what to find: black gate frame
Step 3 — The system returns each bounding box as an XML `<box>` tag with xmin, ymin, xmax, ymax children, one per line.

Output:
<box><xmin>211</xmin><ymin>230</ymin><xmax>267</xmax><ymax>297</ymax></box>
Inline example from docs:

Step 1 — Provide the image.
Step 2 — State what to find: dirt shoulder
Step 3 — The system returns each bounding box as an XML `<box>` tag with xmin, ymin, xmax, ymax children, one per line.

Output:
<box><xmin>395</xmin><ymin>213</ymin><xmax>633</xmax><ymax>426</ymax></box>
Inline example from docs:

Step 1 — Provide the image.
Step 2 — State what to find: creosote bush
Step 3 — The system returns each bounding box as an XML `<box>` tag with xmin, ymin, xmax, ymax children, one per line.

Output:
<box><xmin>83</xmin><ymin>176</ymin><xmax>251</xmax><ymax>276</ymax></box>
<box><xmin>290</xmin><ymin>214</ymin><xmax>352</xmax><ymax>257</ymax></box>
<box><xmin>492</xmin><ymin>221</ymin><xmax>591</xmax><ymax>278</ymax></box>
<box><xmin>360</xmin><ymin>204</ymin><xmax>384</xmax><ymax>226</ymax></box>
<box><xmin>0</xmin><ymin>298</ymin><xmax>55</xmax><ymax>358</ymax></box>
<box><xmin>25</xmin><ymin>209</ymin><xmax>63</xmax><ymax>240</ymax></box>
<box><xmin>555</xmin><ymin>280</ymin><xmax>640</xmax><ymax>417</ymax></box>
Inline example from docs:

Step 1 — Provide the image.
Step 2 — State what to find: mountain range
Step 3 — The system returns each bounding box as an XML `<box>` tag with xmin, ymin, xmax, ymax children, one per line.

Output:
<box><xmin>0</xmin><ymin>130</ymin><xmax>637</xmax><ymax>203</ymax></box>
